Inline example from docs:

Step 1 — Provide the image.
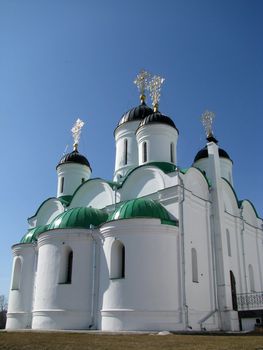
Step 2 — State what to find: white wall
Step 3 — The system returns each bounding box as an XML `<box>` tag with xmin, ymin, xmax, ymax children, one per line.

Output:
<box><xmin>57</xmin><ymin>163</ymin><xmax>91</xmax><ymax>197</ymax></box>
<box><xmin>28</xmin><ymin>198</ymin><xmax>64</xmax><ymax>228</ymax></box>
<box><xmin>6</xmin><ymin>244</ymin><xmax>36</xmax><ymax>329</ymax></box>
<box><xmin>32</xmin><ymin>229</ymin><xmax>96</xmax><ymax>330</ymax></box>
<box><xmin>193</xmin><ymin>157</ymin><xmax>233</xmax><ymax>186</ymax></box>
<box><xmin>114</xmin><ymin>121</ymin><xmax>140</xmax><ymax>181</ymax></box>
<box><xmin>136</xmin><ymin>124</ymin><xmax>178</xmax><ymax>165</ymax></box>
<box><xmin>69</xmin><ymin>179</ymin><xmax>114</xmax><ymax>209</ymax></box>
<box><xmin>98</xmin><ymin>219</ymin><xmax>180</xmax><ymax>331</ymax></box>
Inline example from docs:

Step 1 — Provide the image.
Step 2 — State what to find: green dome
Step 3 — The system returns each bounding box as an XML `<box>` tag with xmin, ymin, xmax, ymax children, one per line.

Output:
<box><xmin>49</xmin><ymin>207</ymin><xmax>108</xmax><ymax>230</ymax></box>
<box><xmin>20</xmin><ymin>225</ymin><xmax>49</xmax><ymax>244</ymax></box>
<box><xmin>109</xmin><ymin>198</ymin><xmax>178</xmax><ymax>226</ymax></box>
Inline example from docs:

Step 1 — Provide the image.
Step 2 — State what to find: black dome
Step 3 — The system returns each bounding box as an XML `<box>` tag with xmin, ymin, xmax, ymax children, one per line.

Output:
<box><xmin>117</xmin><ymin>101</ymin><xmax>153</xmax><ymax>127</ymax></box>
<box><xmin>57</xmin><ymin>150</ymin><xmax>91</xmax><ymax>169</ymax></box>
<box><xmin>137</xmin><ymin>112</ymin><xmax>179</xmax><ymax>132</ymax></box>
<box><xmin>194</xmin><ymin>145</ymin><xmax>232</xmax><ymax>163</ymax></box>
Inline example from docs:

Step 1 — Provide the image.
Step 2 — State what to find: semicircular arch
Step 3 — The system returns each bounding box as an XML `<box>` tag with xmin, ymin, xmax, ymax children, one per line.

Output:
<box><xmin>120</xmin><ymin>166</ymin><xmax>166</xmax><ymax>201</ymax></box>
<box><xmin>69</xmin><ymin>178</ymin><xmax>114</xmax><ymax>209</ymax></box>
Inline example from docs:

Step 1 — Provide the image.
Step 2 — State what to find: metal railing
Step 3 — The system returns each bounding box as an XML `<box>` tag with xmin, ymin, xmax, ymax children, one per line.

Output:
<box><xmin>237</xmin><ymin>292</ymin><xmax>263</xmax><ymax>310</ymax></box>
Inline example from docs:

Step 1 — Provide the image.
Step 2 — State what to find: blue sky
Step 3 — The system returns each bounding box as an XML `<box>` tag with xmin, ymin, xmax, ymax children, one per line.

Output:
<box><xmin>0</xmin><ymin>0</ymin><xmax>262</xmax><ymax>297</ymax></box>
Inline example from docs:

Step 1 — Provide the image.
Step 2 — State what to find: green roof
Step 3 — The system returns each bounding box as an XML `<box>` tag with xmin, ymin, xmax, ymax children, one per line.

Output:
<box><xmin>108</xmin><ymin>198</ymin><xmax>178</xmax><ymax>226</ymax></box>
<box><xmin>58</xmin><ymin>195</ymin><xmax>73</xmax><ymax>206</ymax></box>
<box><xmin>20</xmin><ymin>225</ymin><xmax>49</xmax><ymax>244</ymax></box>
<box><xmin>49</xmin><ymin>206</ymin><xmax>108</xmax><ymax>230</ymax></box>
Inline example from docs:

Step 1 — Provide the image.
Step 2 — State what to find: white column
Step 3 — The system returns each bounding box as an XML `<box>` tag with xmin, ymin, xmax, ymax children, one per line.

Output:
<box><xmin>207</xmin><ymin>141</ymin><xmax>239</xmax><ymax>331</ymax></box>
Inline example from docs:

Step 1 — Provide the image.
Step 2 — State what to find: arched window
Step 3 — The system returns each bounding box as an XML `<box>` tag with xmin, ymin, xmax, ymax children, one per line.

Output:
<box><xmin>170</xmin><ymin>142</ymin><xmax>174</xmax><ymax>163</ymax></box>
<box><xmin>124</xmin><ymin>139</ymin><xmax>128</xmax><ymax>165</ymax></box>
<box><xmin>11</xmin><ymin>257</ymin><xmax>22</xmax><ymax>290</ymax></box>
<box><xmin>60</xmin><ymin>177</ymin><xmax>64</xmax><ymax>194</ymax></box>
<box><xmin>191</xmin><ymin>248</ymin><xmax>198</xmax><ymax>283</ymax></box>
<box><xmin>59</xmin><ymin>247</ymin><xmax>73</xmax><ymax>284</ymax></box>
<box><xmin>142</xmin><ymin>142</ymin><xmax>147</xmax><ymax>163</ymax></box>
<box><xmin>248</xmin><ymin>264</ymin><xmax>255</xmax><ymax>292</ymax></box>
<box><xmin>230</xmin><ymin>270</ymin><xmax>237</xmax><ymax>310</ymax></box>
<box><xmin>110</xmin><ymin>240</ymin><xmax>125</xmax><ymax>279</ymax></box>
<box><xmin>226</xmin><ymin>229</ymin><xmax>231</xmax><ymax>257</ymax></box>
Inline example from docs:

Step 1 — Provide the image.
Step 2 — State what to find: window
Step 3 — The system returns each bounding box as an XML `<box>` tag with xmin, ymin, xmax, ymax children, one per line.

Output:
<box><xmin>248</xmin><ymin>264</ymin><xmax>255</xmax><ymax>292</ymax></box>
<box><xmin>142</xmin><ymin>142</ymin><xmax>147</xmax><ymax>163</ymax></box>
<box><xmin>60</xmin><ymin>177</ymin><xmax>64</xmax><ymax>194</ymax></box>
<box><xmin>59</xmin><ymin>247</ymin><xmax>73</xmax><ymax>284</ymax></box>
<box><xmin>124</xmin><ymin>139</ymin><xmax>128</xmax><ymax>165</ymax></box>
<box><xmin>230</xmin><ymin>270</ymin><xmax>237</xmax><ymax>310</ymax></box>
<box><xmin>170</xmin><ymin>143</ymin><xmax>174</xmax><ymax>163</ymax></box>
<box><xmin>191</xmin><ymin>248</ymin><xmax>198</xmax><ymax>283</ymax></box>
<box><xmin>12</xmin><ymin>257</ymin><xmax>22</xmax><ymax>290</ymax></box>
<box><xmin>226</xmin><ymin>229</ymin><xmax>231</xmax><ymax>257</ymax></box>
<box><xmin>110</xmin><ymin>240</ymin><xmax>125</xmax><ymax>279</ymax></box>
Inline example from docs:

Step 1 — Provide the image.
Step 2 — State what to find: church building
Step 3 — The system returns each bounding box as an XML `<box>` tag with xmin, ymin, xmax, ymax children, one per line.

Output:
<box><xmin>6</xmin><ymin>71</ymin><xmax>263</xmax><ymax>332</ymax></box>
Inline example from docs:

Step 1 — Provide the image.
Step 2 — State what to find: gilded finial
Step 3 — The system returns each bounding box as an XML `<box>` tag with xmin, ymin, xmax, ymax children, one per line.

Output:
<box><xmin>201</xmin><ymin>110</ymin><xmax>215</xmax><ymax>138</ymax></box>
<box><xmin>71</xmin><ymin>118</ymin><xmax>85</xmax><ymax>151</ymax></box>
<box><xmin>134</xmin><ymin>70</ymin><xmax>151</xmax><ymax>104</ymax></box>
<box><xmin>148</xmin><ymin>75</ymin><xmax>165</xmax><ymax>112</ymax></box>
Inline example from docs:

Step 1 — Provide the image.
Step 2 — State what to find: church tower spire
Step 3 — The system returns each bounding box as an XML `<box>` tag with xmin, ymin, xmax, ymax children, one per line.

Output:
<box><xmin>56</xmin><ymin>118</ymin><xmax>91</xmax><ymax>197</ymax></box>
<box><xmin>113</xmin><ymin>70</ymin><xmax>153</xmax><ymax>182</ymax></box>
<box><xmin>193</xmin><ymin>110</ymin><xmax>233</xmax><ymax>185</ymax></box>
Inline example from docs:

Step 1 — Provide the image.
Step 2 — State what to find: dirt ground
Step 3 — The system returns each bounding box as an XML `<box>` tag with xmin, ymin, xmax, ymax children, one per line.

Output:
<box><xmin>0</xmin><ymin>331</ymin><xmax>263</xmax><ymax>350</ymax></box>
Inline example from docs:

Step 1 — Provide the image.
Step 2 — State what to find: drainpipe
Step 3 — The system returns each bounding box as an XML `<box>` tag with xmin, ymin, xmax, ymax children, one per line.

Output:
<box><xmin>209</xmin><ymin>204</ymin><xmax>221</xmax><ymax>329</ymax></box>
<box><xmin>240</xmin><ymin>207</ymin><xmax>248</xmax><ymax>295</ymax></box>
<box><xmin>89</xmin><ymin>225</ymin><xmax>97</xmax><ymax>329</ymax></box>
<box><xmin>199</xmin><ymin>309</ymin><xmax>217</xmax><ymax>331</ymax></box>
<box><xmin>177</xmin><ymin>168</ymin><xmax>189</xmax><ymax>329</ymax></box>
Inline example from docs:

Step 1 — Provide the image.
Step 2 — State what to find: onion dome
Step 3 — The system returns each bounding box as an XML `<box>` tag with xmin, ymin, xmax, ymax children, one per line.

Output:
<box><xmin>20</xmin><ymin>225</ymin><xmax>49</xmax><ymax>244</ymax></box>
<box><xmin>49</xmin><ymin>207</ymin><xmax>108</xmax><ymax>230</ymax></box>
<box><xmin>137</xmin><ymin>111</ymin><xmax>179</xmax><ymax>133</ymax></box>
<box><xmin>194</xmin><ymin>145</ymin><xmax>232</xmax><ymax>163</ymax></box>
<box><xmin>117</xmin><ymin>101</ymin><xmax>153</xmax><ymax>128</ymax></box>
<box><xmin>56</xmin><ymin>149</ymin><xmax>91</xmax><ymax>169</ymax></box>
<box><xmin>108</xmin><ymin>198</ymin><xmax>178</xmax><ymax>226</ymax></box>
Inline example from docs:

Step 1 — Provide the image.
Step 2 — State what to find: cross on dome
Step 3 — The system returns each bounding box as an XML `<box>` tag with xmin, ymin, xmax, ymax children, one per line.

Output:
<box><xmin>148</xmin><ymin>75</ymin><xmax>165</xmax><ymax>112</ymax></box>
<box><xmin>71</xmin><ymin>118</ymin><xmax>85</xmax><ymax>151</ymax></box>
<box><xmin>201</xmin><ymin>110</ymin><xmax>215</xmax><ymax>138</ymax></box>
<box><xmin>133</xmin><ymin>70</ymin><xmax>151</xmax><ymax>103</ymax></box>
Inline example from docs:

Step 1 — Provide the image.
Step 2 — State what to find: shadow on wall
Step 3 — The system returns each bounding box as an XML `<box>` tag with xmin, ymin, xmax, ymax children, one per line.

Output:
<box><xmin>0</xmin><ymin>295</ymin><xmax>7</xmax><ymax>328</ymax></box>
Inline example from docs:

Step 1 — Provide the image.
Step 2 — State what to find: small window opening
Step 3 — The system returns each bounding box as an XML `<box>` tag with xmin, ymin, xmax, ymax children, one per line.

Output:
<box><xmin>191</xmin><ymin>248</ymin><xmax>198</xmax><ymax>283</ymax></box>
<box><xmin>59</xmin><ymin>247</ymin><xmax>73</xmax><ymax>284</ymax></box>
<box><xmin>60</xmin><ymin>177</ymin><xmax>64</xmax><ymax>194</ymax></box>
<box><xmin>110</xmin><ymin>240</ymin><xmax>125</xmax><ymax>279</ymax></box>
<box><xmin>66</xmin><ymin>251</ymin><xmax>73</xmax><ymax>284</ymax></box>
<box><xmin>170</xmin><ymin>142</ymin><xmax>174</xmax><ymax>163</ymax></box>
<box><xmin>124</xmin><ymin>139</ymin><xmax>128</xmax><ymax>165</ymax></box>
<box><xmin>142</xmin><ymin>142</ymin><xmax>147</xmax><ymax>163</ymax></box>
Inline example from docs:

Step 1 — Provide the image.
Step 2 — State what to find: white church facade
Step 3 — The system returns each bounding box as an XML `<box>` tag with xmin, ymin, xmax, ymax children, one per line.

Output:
<box><xmin>6</xmin><ymin>72</ymin><xmax>263</xmax><ymax>332</ymax></box>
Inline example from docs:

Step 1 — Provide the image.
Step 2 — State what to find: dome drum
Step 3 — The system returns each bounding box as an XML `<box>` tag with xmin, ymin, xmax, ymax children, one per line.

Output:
<box><xmin>193</xmin><ymin>144</ymin><xmax>233</xmax><ymax>185</ymax></box>
<box><xmin>136</xmin><ymin>122</ymin><xmax>178</xmax><ymax>166</ymax></box>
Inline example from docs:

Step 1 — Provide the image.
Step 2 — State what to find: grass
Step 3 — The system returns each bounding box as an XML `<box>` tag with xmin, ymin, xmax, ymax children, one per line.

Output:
<box><xmin>0</xmin><ymin>331</ymin><xmax>263</xmax><ymax>350</ymax></box>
